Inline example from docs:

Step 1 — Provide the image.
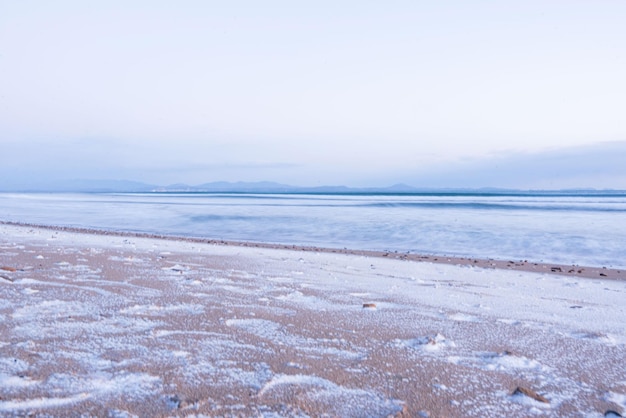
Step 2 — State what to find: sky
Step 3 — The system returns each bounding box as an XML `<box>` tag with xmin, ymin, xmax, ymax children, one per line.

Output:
<box><xmin>1</xmin><ymin>1</ymin><xmax>625</xmax><ymax>189</ymax></box>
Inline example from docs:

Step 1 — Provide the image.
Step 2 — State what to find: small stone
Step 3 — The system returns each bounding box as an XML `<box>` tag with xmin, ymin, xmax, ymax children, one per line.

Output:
<box><xmin>389</xmin><ymin>404</ymin><xmax>410</xmax><ymax>417</ymax></box>
<box><xmin>166</xmin><ymin>395</ymin><xmax>181</xmax><ymax>409</ymax></box>
<box><xmin>362</xmin><ymin>303</ymin><xmax>377</xmax><ymax>309</ymax></box>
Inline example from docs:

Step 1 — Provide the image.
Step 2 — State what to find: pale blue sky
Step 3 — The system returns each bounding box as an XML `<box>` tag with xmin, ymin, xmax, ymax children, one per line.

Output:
<box><xmin>1</xmin><ymin>1</ymin><xmax>625</xmax><ymax>188</ymax></box>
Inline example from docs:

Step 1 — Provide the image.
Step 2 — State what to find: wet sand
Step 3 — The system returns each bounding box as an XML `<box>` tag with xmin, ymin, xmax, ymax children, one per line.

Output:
<box><xmin>1</xmin><ymin>223</ymin><xmax>625</xmax><ymax>417</ymax></box>
<box><xmin>3</xmin><ymin>221</ymin><xmax>624</xmax><ymax>281</ymax></box>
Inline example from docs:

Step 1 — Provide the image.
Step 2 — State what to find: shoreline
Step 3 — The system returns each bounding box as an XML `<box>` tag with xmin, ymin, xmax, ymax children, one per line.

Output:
<box><xmin>2</xmin><ymin>220</ymin><xmax>624</xmax><ymax>281</ymax></box>
<box><xmin>1</xmin><ymin>222</ymin><xmax>625</xmax><ymax>416</ymax></box>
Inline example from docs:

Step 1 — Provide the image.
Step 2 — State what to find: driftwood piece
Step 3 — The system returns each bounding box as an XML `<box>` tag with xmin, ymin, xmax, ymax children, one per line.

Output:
<box><xmin>513</xmin><ymin>386</ymin><xmax>549</xmax><ymax>403</ymax></box>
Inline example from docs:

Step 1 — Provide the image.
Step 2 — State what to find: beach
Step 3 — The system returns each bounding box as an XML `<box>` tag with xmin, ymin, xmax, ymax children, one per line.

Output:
<box><xmin>1</xmin><ymin>223</ymin><xmax>625</xmax><ymax>417</ymax></box>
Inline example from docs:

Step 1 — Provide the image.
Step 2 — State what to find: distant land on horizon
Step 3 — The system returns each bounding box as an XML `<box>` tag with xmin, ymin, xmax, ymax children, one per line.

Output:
<box><xmin>1</xmin><ymin>179</ymin><xmax>625</xmax><ymax>195</ymax></box>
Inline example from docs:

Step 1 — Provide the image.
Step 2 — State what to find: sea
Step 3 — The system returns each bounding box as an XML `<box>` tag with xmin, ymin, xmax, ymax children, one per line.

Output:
<box><xmin>1</xmin><ymin>192</ymin><xmax>625</xmax><ymax>268</ymax></box>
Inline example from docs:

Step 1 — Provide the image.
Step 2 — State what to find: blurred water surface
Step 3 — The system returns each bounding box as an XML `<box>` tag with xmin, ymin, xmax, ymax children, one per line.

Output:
<box><xmin>1</xmin><ymin>192</ymin><xmax>625</xmax><ymax>268</ymax></box>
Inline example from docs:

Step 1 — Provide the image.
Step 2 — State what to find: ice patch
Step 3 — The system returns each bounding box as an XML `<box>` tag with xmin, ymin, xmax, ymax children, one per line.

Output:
<box><xmin>153</xmin><ymin>330</ymin><xmax>225</xmax><ymax>338</ymax></box>
<box><xmin>497</xmin><ymin>318</ymin><xmax>521</xmax><ymax>325</ymax></box>
<box><xmin>258</xmin><ymin>374</ymin><xmax>404</xmax><ymax>417</ymax></box>
<box><xmin>12</xmin><ymin>300</ymin><xmax>95</xmax><ymax>321</ymax></box>
<box><xmin>121</xmin><ymin>303</ymin><xmax>204</xmax><ymax>316</ymax></box>
<box><xmin>37</xmin><ymin>371</ymin><xmax>162</xmax><ymax>404</ymax></box>
<box><xmin>273</xmin><ymin>290</ymin><xmax>339</xmax><ymax>310</ymax></box>
<box><xmin>258</xmin><ymin>374</ymin><xmax>335</xmax><ymax>397</ymax></box>
<box><xmin>108</xmin><ymin>255</ymin><xmax>145</xmax><ymax>263</ymax></box>
<box><xmin>605</xmin><ymin>391</ymin><xmax>626</xmax><ymax>411</ymax></box>
<box><xmin>14</xmin><ymin>279</ymin><xmax>114</xmax><ymax>297</ymax></box>
<box><xmin>0</xmin><ymin>373</ymin><xmax>39</xmax><ymax>388</ymax></box>
<box><xmin>267</xmin><ymin>276</ymin><xmax>293</xmax><ymax>283</ymax></box>
<box><xmin>448</xmin><ymin>351</ymin><xmax>548</xmax><ymax>374</ymax></box>
<box><xmin>570</xmin><ymin>331</ymin><xmax>625</xmax><ymax>346</ymax></box>
<box><xmin>0</xmin><ymin>394</ymin><xmax>91</xmax><ymax>411</ymax></box>
<box><xmin>0</xmin><ymin>358</ymin><xmax>29</xmax><ymax>375</ymax></box>
<box><xmin>162</xmin><ymin>264</ymin><xmax>188</xmax><ymax>273</ymax></box>
<box><xmin>90</xmin><ymin>372</ymin><xmax>161</xmax><ymax>398</ymax></box>
<box><xmin>448</xmin><ymin>312</ymin><xmax>480</xmax><ymax>322</ymax></box>
<box><xmin>180</xmin><ymin>359</ymin><xmax>272</xmax><ymax>390</ymax></box>
<box><xmin>225</xmin><ymin>318</ymin><xmax>282</xmax><ymax>340</ymax></box>
<box><xmin>399</xmin><ymin>333</ymin><xmax>455</xmax><ymax>352</ymax></box>
<box><xmin>226</xmin><ymin>319</ymin><xmax>363</xmax><ymax>359</ymax></box>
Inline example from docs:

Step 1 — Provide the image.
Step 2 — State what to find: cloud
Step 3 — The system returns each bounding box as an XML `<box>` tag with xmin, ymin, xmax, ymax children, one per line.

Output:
<box><xmin>3</xmin><ymin>137</ymin><xmax>625</xmax><ymax>190</ymax></box>
<box><xmin>405</xmin><ymin>141</ymin><xmax>626</xmax><ymax>189</ymax></box>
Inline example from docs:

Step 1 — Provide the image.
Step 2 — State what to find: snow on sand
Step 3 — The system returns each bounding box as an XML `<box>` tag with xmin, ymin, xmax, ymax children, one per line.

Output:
<box><xmin>0</xmin><ymin>224</ymin><xmax>625</xmax><ymax>417</ymax></box>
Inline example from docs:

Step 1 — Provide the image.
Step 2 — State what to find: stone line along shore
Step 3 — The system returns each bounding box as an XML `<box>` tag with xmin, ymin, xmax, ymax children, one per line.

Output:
<box><xmin>2</xmin><ymin>220</ymin><xmax>624</xmax><ymax>281</ymax></box>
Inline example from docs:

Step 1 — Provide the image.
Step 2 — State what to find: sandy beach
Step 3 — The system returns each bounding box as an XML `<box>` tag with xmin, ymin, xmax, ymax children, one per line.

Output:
<box><xmin>1</xmin><ymin>223</ymin><xmax>625</xmax><ymax>417</ymax></box>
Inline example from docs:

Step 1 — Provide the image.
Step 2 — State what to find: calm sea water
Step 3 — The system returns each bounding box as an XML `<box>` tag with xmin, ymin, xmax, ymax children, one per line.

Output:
<box><xmin>1</xmin><ymin>192</ymin><xmax>625</xmax><ymax>268</ymax></box>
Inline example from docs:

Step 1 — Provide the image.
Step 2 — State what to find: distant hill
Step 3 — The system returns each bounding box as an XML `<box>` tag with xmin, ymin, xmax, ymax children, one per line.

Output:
<box><xmin>155</xmin><ymin>182</ymin><xmax>626</xmax><ymax>195</ymax></box>
<box><xmin>1</xmin><ymin>179</ymin><xmax>624</xmax><ymax>195</ymax></box>
<box><xmin>155</xmin><ymin>181</ymin><xmax>415</xmax><ymax>194</ymax></box>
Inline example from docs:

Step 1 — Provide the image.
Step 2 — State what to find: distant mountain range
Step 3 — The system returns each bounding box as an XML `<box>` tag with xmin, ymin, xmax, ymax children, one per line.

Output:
<box><xmin>153</xmin><ymin>181</ymin><xmax>421</xmax><ymax>194</ymax></box>
<box><xmin>1</xmin><ymin>179</ymin><xmax>625</xmax><ymax>195</ymax></box>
